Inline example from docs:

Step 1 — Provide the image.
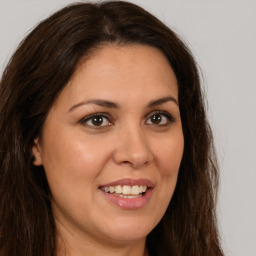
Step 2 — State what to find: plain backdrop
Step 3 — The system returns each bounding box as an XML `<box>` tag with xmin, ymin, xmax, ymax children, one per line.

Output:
<box><xmin>0</xmin><ymin>0</ymin><xmax>255</xmax><ymax>255</ymax></box>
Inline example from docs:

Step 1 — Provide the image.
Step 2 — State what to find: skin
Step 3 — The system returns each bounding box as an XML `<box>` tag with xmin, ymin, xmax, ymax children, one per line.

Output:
<box><xmin>32</xmin><ymin>44</ymin><xmax>184</xmax><ymax>256</ymax></box>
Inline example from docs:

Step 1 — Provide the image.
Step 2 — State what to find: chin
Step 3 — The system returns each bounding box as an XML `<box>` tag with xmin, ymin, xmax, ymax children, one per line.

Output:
<box><xmin>99</xmin><ymin>216</ymin><xmax>156</xmax><ymax>243</ymax></box>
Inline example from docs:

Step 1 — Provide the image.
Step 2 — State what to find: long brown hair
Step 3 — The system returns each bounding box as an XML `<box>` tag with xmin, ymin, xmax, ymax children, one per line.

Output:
<box><xmin>0</xmin><ymin>1</ymin><xmax>224</xmax><ymax>255</ymax></box>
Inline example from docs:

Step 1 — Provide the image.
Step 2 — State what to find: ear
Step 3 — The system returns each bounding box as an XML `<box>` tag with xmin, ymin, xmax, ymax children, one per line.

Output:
<box><xmin>32</xmin><ymin>138</ymin><xmax>43</xmax><ymax>166</ymax></box>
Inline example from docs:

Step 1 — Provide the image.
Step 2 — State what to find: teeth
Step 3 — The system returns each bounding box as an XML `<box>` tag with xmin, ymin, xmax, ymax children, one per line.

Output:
<box><xmin>141</xmin><ymin>185</ymin><xmax>147</xmax><ymax>193</ymax></box>
<box><xmin>123</xmin><ymin>185</ymin><xmax>131</xmax><ymax>195</ymax></box>
<box><xmin>131</xmin><ymin>185</ymin><xmax>140</xmax><ymax>195</ymax></box>
<box><xmin>118</xmin><ymin>194</ymin><xmax>142</xmax><ymax>198</ymax></box>
<box><xmin>115</xmin><ymin>185</ymin><xmax>122</xmax><ymax>194</ymax></box>
<box><xmin>101</xmin><ymin>185</ymin><xmax>147</xmax><ymax>195</ymax></box>
<box><xmin>109</xmin><ymin>186</ymin><xmax>115</xmax><ymax>193</ymax></box>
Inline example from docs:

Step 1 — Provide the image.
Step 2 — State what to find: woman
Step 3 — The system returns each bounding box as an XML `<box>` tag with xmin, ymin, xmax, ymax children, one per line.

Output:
<box><xmin>0</xmin><ymin>1</ymin><xmax>224</xmax><ymax>255</ymax></box>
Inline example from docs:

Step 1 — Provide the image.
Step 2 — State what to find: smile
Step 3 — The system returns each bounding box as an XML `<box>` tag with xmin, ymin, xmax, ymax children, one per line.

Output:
<box><xmin>99</xmin><ymin>178</ymin><xmax>154</xmax><ymax>209</ymax></box>
<box><xmin>100</xmin><ymin>185</ymin><xmax>147</xmax><ymax>198</ymax></box>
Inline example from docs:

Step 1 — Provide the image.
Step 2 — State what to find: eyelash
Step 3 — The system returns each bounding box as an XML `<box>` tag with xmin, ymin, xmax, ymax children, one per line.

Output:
<box><xmin>145</xmin><ymin>110</ymin><xmax>175</xmax><ymax>126</ymax></box>
<box><xmin>79</xmin><ymin>111</ymin><xmax>175</xmax><ymax>128</ymax></box>
<box><xmin>79</xmin><ymin>113</ymin><xmax>112</xmax><ymax>128</ymax></box>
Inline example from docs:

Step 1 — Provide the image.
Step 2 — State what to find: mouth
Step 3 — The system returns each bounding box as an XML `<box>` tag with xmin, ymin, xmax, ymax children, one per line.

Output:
<box><xmin>99</xmin><ymin>178</ymin><xmax>154</xmax><ymax>209</ymax></box>
<box><xmin>100</xmin><ymin>185</ymin><xmax>147</xmax><ymax>198</ymax></box>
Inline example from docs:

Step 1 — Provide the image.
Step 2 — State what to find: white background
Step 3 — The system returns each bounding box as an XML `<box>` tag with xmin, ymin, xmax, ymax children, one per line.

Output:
<box><xmin>0</xmin><ymin>1</ymin><xmax>255</xmax><ymax>255</ymax></box>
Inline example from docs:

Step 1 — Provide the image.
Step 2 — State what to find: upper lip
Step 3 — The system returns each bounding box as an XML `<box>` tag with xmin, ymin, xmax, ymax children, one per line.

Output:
<box><xmin>99</xmin><ymin>178</ymin><xmax>154</xmax><ymax>188</ymax></box>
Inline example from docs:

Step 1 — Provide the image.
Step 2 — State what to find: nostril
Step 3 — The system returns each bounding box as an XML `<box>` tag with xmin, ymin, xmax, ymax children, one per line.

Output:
<box><xmin>120</xmin><ymin>159</ymin><xmax>150</xmax><ymax>169</ymax></box>
<box><xmin>122</xmin><ymin>161</ymin><xmax>130</xmax><ymax>164</ymax></box>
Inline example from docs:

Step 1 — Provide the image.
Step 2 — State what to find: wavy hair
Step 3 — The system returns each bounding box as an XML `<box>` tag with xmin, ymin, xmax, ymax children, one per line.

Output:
<box><xmin>0</xmin><ymin>1</ymin><xmax>223</xmax><ymax>255</ymax></box>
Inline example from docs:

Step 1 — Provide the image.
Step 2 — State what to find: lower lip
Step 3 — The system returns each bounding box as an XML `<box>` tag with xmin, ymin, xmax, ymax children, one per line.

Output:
<box><xmin>99</xmin><ymin>189</ymin><xmax>153</xmax><ymax>210</ymax></box>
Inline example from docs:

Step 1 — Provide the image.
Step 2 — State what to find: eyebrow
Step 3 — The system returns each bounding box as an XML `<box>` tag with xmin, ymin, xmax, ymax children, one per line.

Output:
<box><xmin>68</xmin><ymin>96</ymin><xmax>178</xmax><ymax>112</ymax></box>
<box><xmin>147</xmin><ymin>96</ymin><xmax>178</xmax><ymax>108</ymax></box>
<box><xmin>68</xmin><ymin>99</ymin><xmax>118</xmax><ymax>112</ymax></box>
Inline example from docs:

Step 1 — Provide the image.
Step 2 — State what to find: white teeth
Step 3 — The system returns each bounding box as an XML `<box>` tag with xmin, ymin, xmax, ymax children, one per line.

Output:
<box><xmin>100</xmin><ymin>185</ymin><xmax>148</xmax><ymax>196</ymax></box>
<box><xmin>131</xmin><ymin>185</ymin><xmax>140</xmax><ymax>195</ymax></box>
<box><xmin>109</xmin><ymin>186</ymin><xmax>115</xmax><ymax>193</ymax></box>
<box><xmin>118</xmin><ymin>194</ymin><xmax>142</xmax><ymax>198</ymax></box>
<box><xmin>115</xmin><ymin>185</ymin><xmax>122</xmax><ymax>194</ymax></box>
<box><xmin>102</xmin><ymin>187</ymin><xmax>110</xmax><ymax>192</ymax></box>
<box><xmin>123</xmin><ymin>185</ymin><xmax>131</xmax><ymax>195</ymax></box>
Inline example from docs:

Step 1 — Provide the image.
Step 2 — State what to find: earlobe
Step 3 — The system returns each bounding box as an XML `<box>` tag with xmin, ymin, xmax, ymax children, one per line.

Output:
<box><xmin>32</xmin><ymin>138</ymin><xmax>43</xmax><ymax>166</ymax></box>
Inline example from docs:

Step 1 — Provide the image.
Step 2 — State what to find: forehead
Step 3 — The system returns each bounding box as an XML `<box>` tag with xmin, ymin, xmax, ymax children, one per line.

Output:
<box><xmin>75</xmin><ymin>44</ymin><xmax>176</xmax><ymax>86</ymax></box>
<box><xmin>55</xmin><ymin>44</ymin><xmax>178</xmax><ymax>110</ymax></box>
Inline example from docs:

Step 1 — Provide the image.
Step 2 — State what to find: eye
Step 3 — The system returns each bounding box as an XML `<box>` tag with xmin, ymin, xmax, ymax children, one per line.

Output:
<box><xmin>145</xmin><ymin>111</ymin><xmax>175</xmax><ymax>126</ymax></box>
<box><xmin>80</xmin><ymin>113</ymin><xmax>113</xmax><ymax>128</ymax></box>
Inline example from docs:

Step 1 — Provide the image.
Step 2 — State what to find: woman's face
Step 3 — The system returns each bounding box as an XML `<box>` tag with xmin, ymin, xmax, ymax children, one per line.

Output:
<box><xmin>32</xmin><ymin>45</ymin><xmax>184</xmax><ymax>246</ymax></box>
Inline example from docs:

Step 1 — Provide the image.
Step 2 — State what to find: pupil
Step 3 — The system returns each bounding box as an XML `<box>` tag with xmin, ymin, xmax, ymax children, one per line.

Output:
<box><xmin>151</xmin><ymin>114</ymin><xmax>161</xmax><ymax>124</ymax></box>
<box><xmin>92</xmin><ymin>116</ymin><xmax>103</xmax><ymax>126</ymax></box>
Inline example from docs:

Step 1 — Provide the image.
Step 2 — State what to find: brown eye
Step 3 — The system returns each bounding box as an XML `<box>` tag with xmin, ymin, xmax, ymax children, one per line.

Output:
<box><xmin>150</xmin><ymin>114</ymin><xmax>162</xmax><ymax>124</ymax></box>
<box><xmin>81</xmin><ymin>114</ymin><xmax>112</xmax><ymax>127</ymax></box>
<box><xmin>91</xmin><ymin>116</ymin><xmax>104</xmax><ymax>126</ymax></box>
<box><xmin>146</xmin><ymin>111</ymin><xmax>174</xmax><ymax>126</ymax></box>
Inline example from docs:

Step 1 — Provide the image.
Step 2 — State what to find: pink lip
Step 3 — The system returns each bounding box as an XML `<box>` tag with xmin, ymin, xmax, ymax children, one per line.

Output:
<box><xmin>99</xmin><ymin>178</ymin><xmax>154</xmax><ymax>188</ymax></box>
<box><xmin>99</xmin><ymin>178</ymin><xmax>154</xmax><ymax>210</ymax></box>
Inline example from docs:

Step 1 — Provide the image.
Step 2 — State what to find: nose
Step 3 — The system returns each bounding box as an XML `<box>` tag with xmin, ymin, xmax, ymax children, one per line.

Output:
<box><xmin>113</xmin><ymin>125</ymin><xmax>154</xmax><ymax>169</ymax></box>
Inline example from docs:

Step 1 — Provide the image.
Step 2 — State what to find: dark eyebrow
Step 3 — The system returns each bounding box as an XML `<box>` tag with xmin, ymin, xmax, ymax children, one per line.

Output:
<box><xmin>68</xmin><ymin>96</ymin><xmax>178</xmax><ymax>112</ymax></box>
<box><xmin>147</xmin><ymin>96</ymin><xmax>178</xmax><ymax>108</ymax></box>
<box><xmin>68</xmin><ymin>99</ymin><xmax>119</xmax><ymax>112</ymax></box>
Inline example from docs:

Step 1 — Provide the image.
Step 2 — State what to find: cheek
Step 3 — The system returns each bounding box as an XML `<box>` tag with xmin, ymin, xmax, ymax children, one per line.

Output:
<box><xmin>154</xmin><ymin>130</ymin><xmax>183</xmax><ymax>203</ymax></box>
<box><xmin>155</xmin><ymin>132</ymin><xmax>184</xmax><ymax>177</ymax></box>
<box><xmin>40</xmin><ymin>130</ymin><xmax>117</xmax><ymax>206</ymax></box>
<box><xmin>42</xmin><ymin>127</ymin><xmax>110</xmax><ymax>176</ymax></box>
<box><xmin>145</xmin><ymin>131</ymin><xmax>184</xmax><ymax>226</ymax></box>
<box><xmin>40</xmin><ymin>133</ymin><xmax>113</xmax><ymax>215</ymax></box>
